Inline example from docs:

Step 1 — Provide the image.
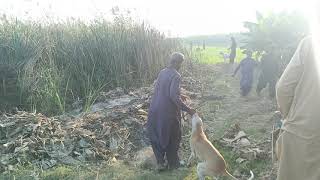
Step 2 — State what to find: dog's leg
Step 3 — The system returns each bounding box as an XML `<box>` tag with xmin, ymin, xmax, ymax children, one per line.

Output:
<box><xmin>187</xmin><ymin>151</ymin><xmax>195</xmax><ymax>167</ymax></box>
<box><xmin>187</xmin><ymin>145</ymin><xmax>196</xmax><ymax>167</ymax></box>
<box><xmin>197</xmin><ymin>162</ymin><xmax>207</xmax><ymax>180</ymax></box>
<box><xmin>181</xmin><ymin>112</ymin><xmax>186</xmax><ymax>127</ymax></box>
<box><xmin>198</xmin><ymin>162</ymin><xmax>223</xmax><ymax>180</ymax></box>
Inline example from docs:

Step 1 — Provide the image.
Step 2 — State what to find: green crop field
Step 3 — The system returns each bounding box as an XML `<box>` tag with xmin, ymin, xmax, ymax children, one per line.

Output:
<box><xmin>190</xmin><ymin>46</ymin><xmax>245</xmax><ymax>64</ymax></box>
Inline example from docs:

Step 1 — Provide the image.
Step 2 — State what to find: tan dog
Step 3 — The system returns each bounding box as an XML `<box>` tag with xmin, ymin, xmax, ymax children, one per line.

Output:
<box><xmin>187</xmin><ymin>114</ymin><xmax>254</xmax><ymax>180</ymax></box>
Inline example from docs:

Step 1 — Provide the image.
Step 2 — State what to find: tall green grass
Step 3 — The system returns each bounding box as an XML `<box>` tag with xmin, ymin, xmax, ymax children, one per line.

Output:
<box><xmin>0</xmin><ymin>17</ymin><xmax>182</xmax><ymax>115</ymax></box>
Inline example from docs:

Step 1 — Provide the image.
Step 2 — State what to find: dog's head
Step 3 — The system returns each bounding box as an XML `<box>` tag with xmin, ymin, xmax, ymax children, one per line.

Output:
<box><xmin>191</xmin><ymin>113</ymin><xmax>203</xmax><ymax>129</ymax></box>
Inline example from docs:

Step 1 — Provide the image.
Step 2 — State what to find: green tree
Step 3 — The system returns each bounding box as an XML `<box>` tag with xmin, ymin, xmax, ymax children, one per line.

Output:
<box><xmin>242</xmin><ymin>11</ymin><xmax>310</xmax><ymax>69</ymax></box>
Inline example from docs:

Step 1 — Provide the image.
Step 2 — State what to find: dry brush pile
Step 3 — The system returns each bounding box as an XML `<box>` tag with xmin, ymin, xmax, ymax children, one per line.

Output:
<box><xmin>0</xmin><ymin>85</ymin><xmax>153</xmax><ymax>173</ymax></box>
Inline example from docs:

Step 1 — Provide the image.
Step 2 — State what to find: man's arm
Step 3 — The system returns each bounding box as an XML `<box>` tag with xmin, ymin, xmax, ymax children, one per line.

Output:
<box><xmin>254</xmin><ymin>59</ymin><xmax>258</xmax><ymax>67</ymax></box>
<box><xmin>276</xmin><ymin>38</ymin><xmax>307</xmax><ymax>118</ymax></box>
<box><xmin>275</xmin><ymin>56</ymin><xmax>280</xmax><ymax>76</ymax></box>
<box><xmin>259</xmin><ymin>55</ymin><xmax>266</xmax><ymax>67</ymax></box>
<box><xmin>169</xmin><ymin>75</ymin><xmax>195</xmax><ymax>115</ymax></box>
<box><xmin>233</xmin><ymin>63</ymin><xmax>241</xmax><ymax>76</ymax></box>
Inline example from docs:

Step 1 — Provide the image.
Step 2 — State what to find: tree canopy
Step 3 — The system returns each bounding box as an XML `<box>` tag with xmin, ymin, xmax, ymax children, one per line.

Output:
<box><xmin>242</xmin><ymin>11</ymin><xmax>310</xmax><ymax>62</ymax></box>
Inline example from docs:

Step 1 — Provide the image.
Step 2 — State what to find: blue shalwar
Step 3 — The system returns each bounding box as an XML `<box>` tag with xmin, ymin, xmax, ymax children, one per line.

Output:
<box><xmin>238</xmin><ymin>57</ymin><xmax>256</xmax><ymax>96</ymax></box>
<box><xmin>147</xmin><ymin>67</ymin><xmax>192</xmax><ymax>168</ymax></box>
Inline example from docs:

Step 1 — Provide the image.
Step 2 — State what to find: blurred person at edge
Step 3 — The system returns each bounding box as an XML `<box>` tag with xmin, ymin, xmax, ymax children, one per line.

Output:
<box><xmin>276</xmin><ymin>3</ymin><xmax>320</xmax><ymax>179</ymax></box>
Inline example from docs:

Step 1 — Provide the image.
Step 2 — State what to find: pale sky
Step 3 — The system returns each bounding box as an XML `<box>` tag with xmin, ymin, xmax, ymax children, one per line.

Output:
<box><xmin>0</xmin><ymin>0</ymin><xmax>316</xmax><ymax>37</ymax></box>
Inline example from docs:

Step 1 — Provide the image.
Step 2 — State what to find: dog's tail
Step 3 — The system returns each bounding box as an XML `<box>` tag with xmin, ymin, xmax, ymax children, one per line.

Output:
<box><xmin>225</xmin><ymin>170</ymin><xmax>254</xmax><ymax>180</ymax></box>
<box><xmin>248</xmin><ymin>170</ymin><xmax>254</xmax><ymax>180</ymax></box>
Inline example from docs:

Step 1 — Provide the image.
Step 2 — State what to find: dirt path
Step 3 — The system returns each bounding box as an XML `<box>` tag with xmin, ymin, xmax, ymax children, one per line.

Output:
<box><xmin>195</xmin><ymin>64</ymin><xmax>277</xmax><ymax>140</ymax></box>
<box><xmin>178</xmin><ymin>63</ymin><xmax>277</xmax><ymax>179</ymax></box>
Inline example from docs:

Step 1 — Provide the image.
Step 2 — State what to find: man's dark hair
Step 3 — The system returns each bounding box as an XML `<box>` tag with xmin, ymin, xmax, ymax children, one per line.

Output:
<box><xmin>169</xmin><ymin>52</ymin><xmax>185</xmax><ymax>67</ymax></box>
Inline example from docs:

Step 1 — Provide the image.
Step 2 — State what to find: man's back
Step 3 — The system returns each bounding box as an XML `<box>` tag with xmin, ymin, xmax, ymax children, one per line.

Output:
<box><xmin>261</xmin><ymin>53</ymin><xmax>279</xmax><ymax>78</ymax></box>
<box><xmin>277</xmin><ymin>37</ymin><xmax>320</xmax><ymax>139</ymax></box>
<box><xmin>149</xmin><ymin>68</ymin><xmax>180</xmax><ymax>116</ymax></box>
<box><xmin>240</xmin><ymin>58</ymin><xmax>256</xmax><ymax>75</ymax></box>
<box><xmin>276</xmin><ymin>36</ymin><xmax>320</xmax><ymax>180</ymax></box>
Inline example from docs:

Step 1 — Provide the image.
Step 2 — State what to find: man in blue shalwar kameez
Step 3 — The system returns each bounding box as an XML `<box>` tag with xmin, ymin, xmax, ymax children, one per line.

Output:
<box><xmin>147</xmin><ymin>52</ymin><xmax>196</xmax><ymax>171</ymax></box>
<box><xmin>233</xmin><ymin>50</ymin><xmax>257</xmax><ymax>96</ymax></box>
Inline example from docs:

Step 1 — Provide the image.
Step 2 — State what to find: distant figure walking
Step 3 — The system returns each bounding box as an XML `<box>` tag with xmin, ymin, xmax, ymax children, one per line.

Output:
<box><xmin>229</xmin><ymin>37</ymin><xmax>237</xmax><ymax>64</ymax></box>
<box><xmin>256</xmin><ymin>48</ymin><xmax>279</xmax><ymax>98</ymax></box>
<box><xmin>233</xmin><ymin>50</ymin><xmax>257</xmax><ymax>96</ymax></box>
<box><xmin>219</xmin><ymin>52</ymin><xmax>229</xmax><ymax>64</ymax></box>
